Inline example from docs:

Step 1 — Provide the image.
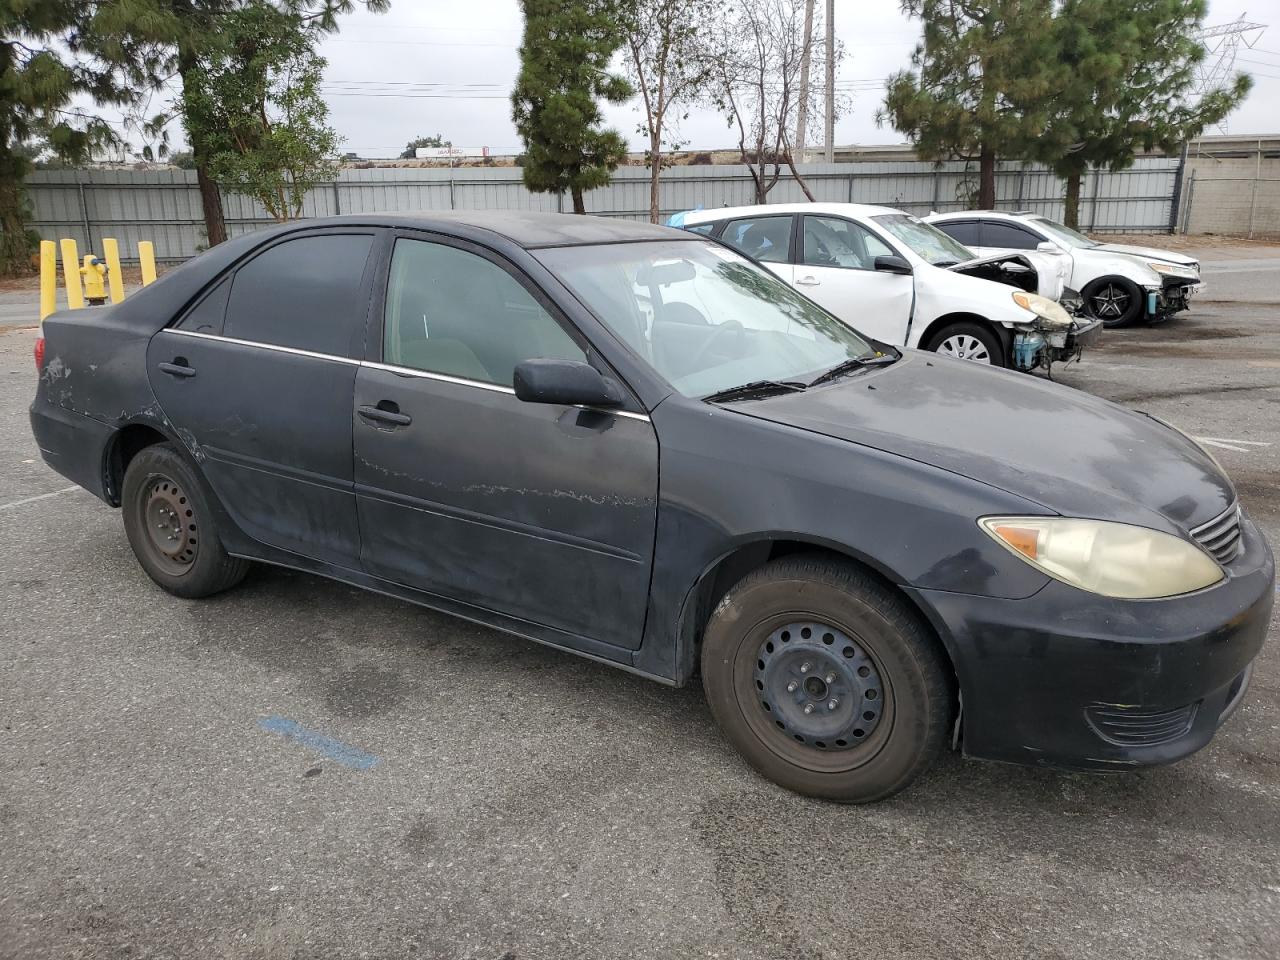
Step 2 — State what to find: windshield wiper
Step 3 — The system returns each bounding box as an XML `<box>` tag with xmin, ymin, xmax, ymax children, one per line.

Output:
<box><xmin>808</xmin><ymin>352</ymin><xmax>898</xmax><ymax>387</ymax></box>
<box><xmin>702</xmin><ymin>379</ymin><xmax>807</xmax><ymax>404</ymax></box>
<box><xmin>933</xmin><ymin>259</ymin><xmax>961</xmax><ymax>267</ymax></box>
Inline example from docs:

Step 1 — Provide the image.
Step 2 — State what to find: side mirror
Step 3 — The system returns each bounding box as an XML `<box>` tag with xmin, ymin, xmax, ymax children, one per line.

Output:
<box><xmin>513</xmin><ymin>358</ymin><xmax>624</xmax><ymax>408</ymax></box>
<box><xmin>873</xmin><ymin>254</ymin><xmax>912</xmax><ymax>275</ymax></box>
<box><xmin>1036</xmin><ymin>241</ymin><xmax>1062</xmax><ymax>254</ymax></box>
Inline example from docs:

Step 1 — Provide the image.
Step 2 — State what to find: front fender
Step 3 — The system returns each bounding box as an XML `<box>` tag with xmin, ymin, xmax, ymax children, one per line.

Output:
<box><xmin>1079</xmin><ymin>252</ymin><xmax>1164</xmax><ymax>289</ymax></box>
<box><xmin>913</xmin><ymin>267</ymin><xmax>1039</xmax><ymax>339</ymax></box>
<box><xmin>633</xmin><ymin>394</ymin><xmax>1052</xmax><ymax>683</ymax></box>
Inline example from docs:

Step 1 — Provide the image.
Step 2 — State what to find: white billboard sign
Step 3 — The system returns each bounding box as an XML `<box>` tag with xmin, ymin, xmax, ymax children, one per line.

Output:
<box><xmin>415</xmin><ymin>146</ymin><xmax>489</xmax><ymax>159</ymax></box>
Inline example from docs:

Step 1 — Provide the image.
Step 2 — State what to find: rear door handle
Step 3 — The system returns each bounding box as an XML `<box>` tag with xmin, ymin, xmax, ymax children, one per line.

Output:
<box><xmin>358</xmin><ymin>403</ymin><xmax>412</xmax><ymax>427</ymax></box>
<box><xmin>796</xmin><ymin>276</ymin><xmax>820</xmax><ymax>286</ymax></box>
<box><xmin>158</xmin><ymin>360</ymin><xmax>196</xmax><ymax>378</ymax></box>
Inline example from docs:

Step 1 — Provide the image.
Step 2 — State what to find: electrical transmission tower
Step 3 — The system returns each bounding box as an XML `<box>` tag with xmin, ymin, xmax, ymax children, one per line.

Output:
<box><xmin>1192</xmin><ymin>14</ymin><xmax>1267</xmax><ymax>133</ymax></box>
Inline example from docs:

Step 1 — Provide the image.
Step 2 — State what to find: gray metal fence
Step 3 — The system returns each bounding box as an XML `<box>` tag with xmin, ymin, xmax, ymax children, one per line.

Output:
<box><xmin>27</xmin><ymin>157</ymin><xmax>1181</xmax><ymax>263</ymax></box>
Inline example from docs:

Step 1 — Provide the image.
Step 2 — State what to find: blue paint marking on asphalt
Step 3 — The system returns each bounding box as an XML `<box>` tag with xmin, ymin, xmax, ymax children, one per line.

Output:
<box><xmin>257</xmin><ymin>716</ymin><xmax>379</xmax><ymax>770</ymax></box>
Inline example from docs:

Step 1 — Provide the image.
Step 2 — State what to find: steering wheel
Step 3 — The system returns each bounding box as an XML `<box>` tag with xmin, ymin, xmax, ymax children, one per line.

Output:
<box><xmin>687</xmin><ymin>319</ymin><xmax>746</xmax><ymax>371</ymax></box>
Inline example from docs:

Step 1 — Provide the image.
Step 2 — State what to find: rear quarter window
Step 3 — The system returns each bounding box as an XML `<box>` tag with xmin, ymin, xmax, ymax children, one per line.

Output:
<box><xmin>934</xmin><ymin>220</ymin><xmax>980</xmax><ymax>247</ymax></box>
<box><xmin>176</xmin><ymin>277</ymin><xmax>230</xmax><ymax>335</ymax></box>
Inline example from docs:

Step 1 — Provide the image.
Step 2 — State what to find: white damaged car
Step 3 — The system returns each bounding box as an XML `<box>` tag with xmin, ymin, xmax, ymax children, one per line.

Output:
<box><xmin>671</xmin><ymin>202</ymin><xmax>1100</xmax><ymax>372</ymax></box>
<box><xmin>926</xmin><ymin>210</ymin><xmax>1201</xmax><ymax>328</ymax></box>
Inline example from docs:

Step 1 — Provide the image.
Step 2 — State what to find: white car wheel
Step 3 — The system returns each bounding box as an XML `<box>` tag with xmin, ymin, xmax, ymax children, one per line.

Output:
<box><xmin>937</xmin><ymin>333</ymin><xmax>992</xmax><ymax>364</ymax></box>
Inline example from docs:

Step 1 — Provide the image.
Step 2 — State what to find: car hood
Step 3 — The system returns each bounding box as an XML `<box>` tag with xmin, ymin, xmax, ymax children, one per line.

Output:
<box><xmin>735</xmin><ymin>352</ymin><xmax>1234</xmax><ymax>530</ymax></box>
<box><xmin>946</xmin><ymin>251</ymin><xmax>1069</xmax><ymax>301</ymax></box>
<box><xmin>1094</xmin><ymin>242</ymin><xmax>1198</xmax><ymax>268</ymax></box>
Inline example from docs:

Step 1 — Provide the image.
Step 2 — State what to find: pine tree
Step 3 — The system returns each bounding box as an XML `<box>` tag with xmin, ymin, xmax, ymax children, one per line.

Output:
<box><xmin>0</xmin><ymin>2</ymin><xmax>133</xmax><ymax>273</ymax></box>
<box><xmin>512</xmin><ymin>0</ymin><xmax>632</xmax><ymax>214</ymax></box>
<box><xmin>880</xmin><ymin>0</ymin><xmax>1062</xmax><ymax>208</ymax></box>
<box><xmin>1042</xmin><ymin>0</ymin><xmax>1251</xmax><ymax>227</ymax></box>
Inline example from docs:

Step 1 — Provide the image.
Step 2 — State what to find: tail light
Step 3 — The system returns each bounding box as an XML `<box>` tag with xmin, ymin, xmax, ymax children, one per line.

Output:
<box><xmin>34</xmin><ymin>336</ymin><xmax>45</xmax><ymax>372</ymax></box>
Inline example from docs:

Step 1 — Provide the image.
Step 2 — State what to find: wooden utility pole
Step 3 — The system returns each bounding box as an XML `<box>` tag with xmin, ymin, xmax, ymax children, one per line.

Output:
<box><xmin>795</xmin><ymin>0</ymin><xmax>815</xmax><ymax>157</ymax></box>
<box><xmin>823</xmin><ymin>0</ymin><xmax>834</xmax><ymax>162</ymax></box>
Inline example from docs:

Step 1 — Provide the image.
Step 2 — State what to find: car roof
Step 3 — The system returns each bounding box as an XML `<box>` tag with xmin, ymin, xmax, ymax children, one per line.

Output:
<box><xmin>680</xmin><ymin>202</ymin><xmax>907</xmax><ymax>224</ymax></box>
<box><xmin>928</xmin><ymin>210</ymin><xmax>1038</xmax><ymax>221</ymax></box>
<box><xmin>303</xmin><ymin>210</ymin><xmax>694</xmax><ymax>249</ymax></box>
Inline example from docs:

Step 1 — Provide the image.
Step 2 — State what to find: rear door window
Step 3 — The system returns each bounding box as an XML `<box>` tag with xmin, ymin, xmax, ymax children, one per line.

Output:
<box><xmin>980</xmin><ymin>221</ymin><xmax>1041</xmax><ymax>250</ymax></box>
<box><xmin>719</xmin><ymin>215</ymin><xmax>794</xmax><ymax>264</ymax></box>
<box><xmin>224</xmin><ymin>233</ymin><xmax>376</xmax><ymax>356</ymax></box>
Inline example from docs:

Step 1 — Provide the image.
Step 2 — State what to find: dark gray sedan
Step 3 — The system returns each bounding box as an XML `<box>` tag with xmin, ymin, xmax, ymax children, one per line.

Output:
<box><xmin>30</xmin><ymin>213</ymin><xmax>1273</xmax><ymax>802</ymax></box>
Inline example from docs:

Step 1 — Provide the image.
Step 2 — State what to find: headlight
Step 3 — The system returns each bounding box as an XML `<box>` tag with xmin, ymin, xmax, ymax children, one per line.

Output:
<box><xmin>1011</xmin><ymin>290</ymin><xmax>1072</xmax><ymax>327</ymax></box>
<box><xmin>979</xmin><ymin>516</ymin><xmax>1223</xmax><ymax>598</ymax></box>
<box><xmin>1147</xmin><ymin>261</ymin><xmax>1198</xmax><ymax>278</ymax></box>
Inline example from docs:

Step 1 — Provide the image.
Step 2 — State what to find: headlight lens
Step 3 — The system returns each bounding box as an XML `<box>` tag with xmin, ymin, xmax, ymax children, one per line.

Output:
<box><xmin>1011</xmin><ymin>290</ymin><xmax>1073</xmax><ymax>327</ymax></box>
<box><xmin>979</xmin><ymin>516</ymin><xmax>1224</xmax><ymax>598</ymax></box>
<box><xmin>1147</xmin><ymin>261</ymin><xmax>1198</xmax><ymax>278</ymax></box>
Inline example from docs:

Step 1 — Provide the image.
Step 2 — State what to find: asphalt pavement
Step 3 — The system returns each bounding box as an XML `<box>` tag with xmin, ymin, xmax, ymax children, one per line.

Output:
<box><xmin>1</xmin><ymin>242</ymin><xmax>1278</xmax><ymax>960</ymax></box>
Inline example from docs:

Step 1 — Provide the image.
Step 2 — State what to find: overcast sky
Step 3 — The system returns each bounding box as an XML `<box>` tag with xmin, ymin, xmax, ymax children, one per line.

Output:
<box><xmin>130</xmin><ymin>0</ymin><xmax>1280</xmax><ymax>158</ymax></box>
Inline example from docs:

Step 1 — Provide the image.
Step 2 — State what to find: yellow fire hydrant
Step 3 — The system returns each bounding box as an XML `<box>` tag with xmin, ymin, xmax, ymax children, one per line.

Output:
<box><xmin>80</xmin><ymin>255</ymin><xmax>109</xmax><ymax>306</ymax></box>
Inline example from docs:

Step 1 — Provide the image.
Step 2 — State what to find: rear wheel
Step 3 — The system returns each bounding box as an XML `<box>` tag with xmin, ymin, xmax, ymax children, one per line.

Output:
<box><xmin>924</xmin><ymin>321</ymin><xmax>1005</xmax><ymax>366</ymax></box>
<box><xmin>701</xmin><ymin>556</ymin><xmax>954</xmax><ymax>803</ymax></box>
<box><xmin>1084</xmin><ymin>276</ymin><xmax>1143</xmax><ymax>328</ymax></box>
<box><xmin>122</xmin><ymin>443</ymin><xmax>249</xmax><ymax>598</ymax></box>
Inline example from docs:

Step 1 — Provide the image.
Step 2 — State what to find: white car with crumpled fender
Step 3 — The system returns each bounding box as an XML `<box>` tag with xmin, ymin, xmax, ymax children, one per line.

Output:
<box><xmin>926</xmin><ymin>210</ymin><xmax>1201</xmax><ymax>328</ymax></box>
<box><xmin>671</xmin><ymin>202</ymin><xmax>1100</xmax><ymax>372</ymax></box>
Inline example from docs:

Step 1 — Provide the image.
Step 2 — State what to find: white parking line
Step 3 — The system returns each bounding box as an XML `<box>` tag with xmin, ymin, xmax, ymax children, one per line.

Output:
<box><xmin>0</xmin><ymin>486</ymin><xmax>80</xmax><ymax>511</ymax></box>
<box><xmin>1194</xmin><ymin>437</ymin><xmax>1272</xmax><ymax>453</ymax></box>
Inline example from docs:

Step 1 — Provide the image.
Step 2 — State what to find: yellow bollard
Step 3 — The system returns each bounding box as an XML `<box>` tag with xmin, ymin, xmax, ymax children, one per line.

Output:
<box><xmin>39</xmin><ymin>241</ymin><xmax>58</xmax><ymax>322</ymax></box>
<box><xmin>138</xmin><ymin>241</ymin><xmax>157</xmax><ymax>286</ymax></box>
<box><xmin>102</xmin><ymin>238</ymin><xmax>124</xmax><ymax>304</ymax></box>
<box><xmin>81</xmin><ymin>255</ymin><xmax>108</xmax><ymax>305</ymax></box>
<box><xmin>59</xmin><ymin>239</ymin><xmax>85</xmax><ymax>310</ymax></box>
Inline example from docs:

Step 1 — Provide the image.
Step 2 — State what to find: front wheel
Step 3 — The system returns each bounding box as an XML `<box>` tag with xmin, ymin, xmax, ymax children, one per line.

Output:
<box><xmin>701</xmin><ymin>556</ymin><xmax>954</xmax><ymax>803</ymax></box>
<box><xmin>122</xmin><ymin>442</ymin><xmax>250</xmax><ymax>598</ymax></box>
<box><xmin>1084</xmin><ymin>276</ymin><xmax>1143</xmax><ymax>328</ymax></box>
<box><xmin>924</xmin><ymin>321</ymin><xmax>1004</xmax><ymax>366</ymax></box>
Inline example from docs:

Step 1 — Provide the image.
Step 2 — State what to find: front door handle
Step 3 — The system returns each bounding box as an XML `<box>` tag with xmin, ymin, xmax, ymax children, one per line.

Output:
<box><xmin>796</xmin><ymin>275</ymin><xmax>820</xmax><ymax>286</ymax></box>
<box><xmin>358</xmin><ymin>403</ymin><xmax>412</xmax><ymax>427</ymax></box>
<box><xmin>158</xmin><ymin>360</ymin><xmax>196</xmax><ymax>378</ymax></box>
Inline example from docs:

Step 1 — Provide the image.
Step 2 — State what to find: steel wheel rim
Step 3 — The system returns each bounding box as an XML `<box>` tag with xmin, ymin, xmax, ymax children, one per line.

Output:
<box><xmin>734</xmin><ymin>614</ymin><xmax>896</xmax><ymax>774</ymax></box>
<box><xmin>938</xmin><ymin>334</ymin><xmax>992</xmax><ymax>363</ymax></box>
<box><xmin>1091</xmin><ymin>283</ymin><xmax>1131</xmax><ymax>320</ymax></box>
<box><xmin>141</xmin><ymin>476</ymin><xmax>198</xmax><ymax>575</ymax></box>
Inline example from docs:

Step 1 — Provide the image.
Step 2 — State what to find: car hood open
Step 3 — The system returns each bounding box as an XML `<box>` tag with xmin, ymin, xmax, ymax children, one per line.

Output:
<box><xmin>945</xmin><ymin>251</ymin><xmax>1068</xmax><ymax>301</ymax></box>
<box><xmin>735</xmin><ymin>352</ymin><xmax>1234</xmax><ymax>530</ymax></box>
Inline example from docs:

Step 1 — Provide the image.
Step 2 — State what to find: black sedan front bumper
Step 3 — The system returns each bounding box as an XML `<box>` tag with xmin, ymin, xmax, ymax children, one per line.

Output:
<box><xmin>907</xmin><ymin>511</ymin><xmax>1274</xmax><ymax>770</ymax></box>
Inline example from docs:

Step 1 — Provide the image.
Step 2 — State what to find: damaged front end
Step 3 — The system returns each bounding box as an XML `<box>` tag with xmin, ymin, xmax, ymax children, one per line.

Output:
<box><xmin>948</xmin><ymin>253</ymin><xmax>1101</xmax><ymax>374</ymax></box>
<box><xmin>1008</xmin><ymin>288</ymin><xmax>1102</xmax><ymax>374</ymax></box>
<box><xmin>1152</xmin><ymin>274</ymin><xmax>1201</xmax><ymax>322</ymax></box>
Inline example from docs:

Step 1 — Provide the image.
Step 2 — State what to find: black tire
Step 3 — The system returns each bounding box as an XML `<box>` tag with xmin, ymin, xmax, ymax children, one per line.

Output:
<box><xmin>924</xmin><ymin>321</ymin><xmax>1005</xmax><ymax>367</ymax></box>
<box><xmin>701</xmin><ymin>555</ymin><xmax>953</xmax><ymax>803</ymax></box>
<box><xmin>1083</xmin><ymin>276</ymin><xmax>1143</xmax><ymax>328</ymax></box>
<box><xmin>122</xmin><ymin>442</ymin><xmax>250</xmax><ymax>598</ymax></box>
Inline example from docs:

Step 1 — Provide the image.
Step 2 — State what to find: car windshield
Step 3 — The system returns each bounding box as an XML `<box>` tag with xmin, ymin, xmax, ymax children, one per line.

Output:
<box><xmin>1030</xmin><ymin>216</ymin><xmax>1098</xmax><ymax>249</ymax></box>
<box><xmin>872</xmin><ymin>214</ymin><xmax>974</xmax><ymax>265</ymax></box>
<box><xmin>536</xmin><ymin>240</ymin><xmax>878</xmax><ymax>398</ymax></box>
